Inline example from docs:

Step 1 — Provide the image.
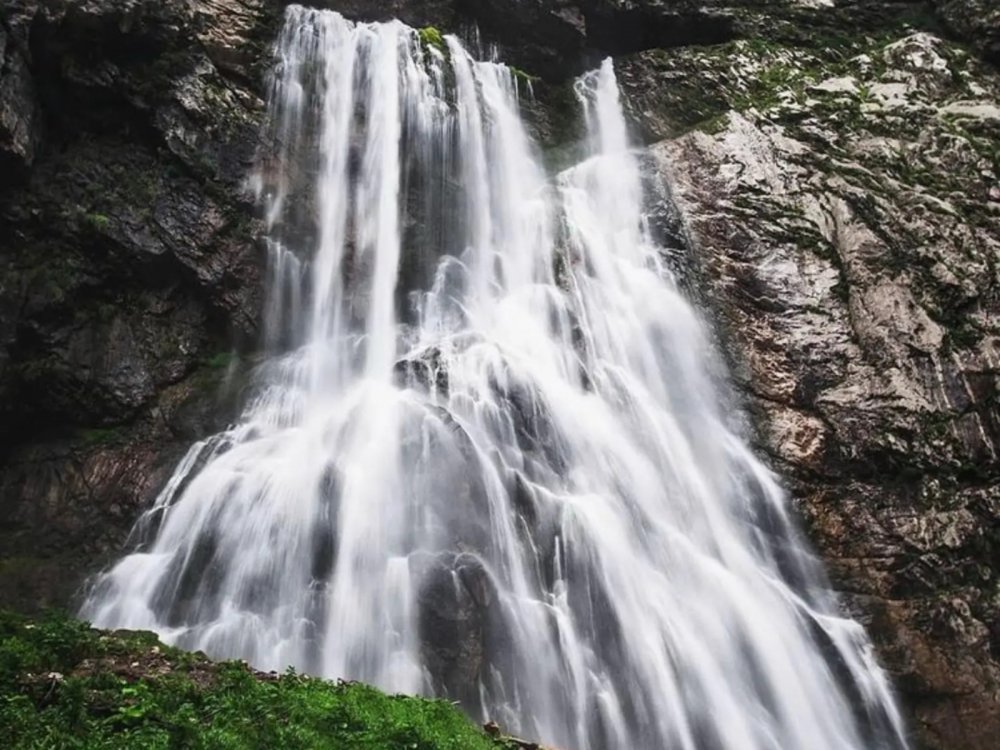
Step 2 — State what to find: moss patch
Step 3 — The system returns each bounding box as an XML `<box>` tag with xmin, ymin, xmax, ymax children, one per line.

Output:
<box><xmin>77</xmin><ymin>426</ymin><xmax>126</xmax><ymax>447</ymax></box>
<box><xmin>0</xmin><ymin>611</ymin><xmax>518</xmax><ymax>750</ymax></box>
<box><xmin>83</xmin><ymin>213</ymin><xmax>111</xmax><ymax>232</ymax></box>
<box><xmin>418</xmin><ymin>26</ymin><xmax>446</xmax><ymax>54</ymax></box>
<box><xmin>509</xmin><ymin>66</ymin><xmax>539</xmax><ymax>86</ymax></box>
<box><xmin>202</xmin><ymin>351</ymin><xmax>236</xmax><ymax>370</ymax></box>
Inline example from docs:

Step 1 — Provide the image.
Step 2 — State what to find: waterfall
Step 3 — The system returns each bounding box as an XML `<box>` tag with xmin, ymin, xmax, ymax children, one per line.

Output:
<box><xmin>83</xmin><ymin>6</ymin><xmax>910</xmax><ymax>749</ymax></box>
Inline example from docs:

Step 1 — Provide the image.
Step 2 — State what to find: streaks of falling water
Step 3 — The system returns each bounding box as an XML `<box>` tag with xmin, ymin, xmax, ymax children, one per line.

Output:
<box><xmin>83</xmin><ymin>6</ymin><xmax>910</xmax><ymax>750</ymax></box>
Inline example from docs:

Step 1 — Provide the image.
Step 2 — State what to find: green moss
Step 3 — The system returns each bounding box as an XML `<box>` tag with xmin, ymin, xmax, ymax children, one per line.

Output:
<box><xmin>694</xmin><ymin>112</ymin><xmax>732</xmax><ymax>135</ymax></box>
<box><xmin>203</xmin><ymin>351</ymin><xmax>236</xmax><ymax>370</ymax></box>
<box><xmin>509</xmin><ymin>66</ymin><xmax>539</xmax><ymax>86</ymax></box>
<box><xmin>83</xmin><ymin>213</ymin><xmax>111</xmax><ymax>231</ymax></box>
<box><xmin>418</xmin><ymin>26</ymin><xmax>446</xmax><ymax>54</ymax></box>
<box><xmin>78</xmin><ymin>426</ymin><xmax>125</xmax><ymax>447</ymax></box>
<box><xmin>0</xmin><ymin>558</ymin><xmax>38</xmax><ymax>576</ymax></box>
<box><xmin>0</xmin><ymin>611</ymin><xmax>517</xmax><ymax>750</ymax></box>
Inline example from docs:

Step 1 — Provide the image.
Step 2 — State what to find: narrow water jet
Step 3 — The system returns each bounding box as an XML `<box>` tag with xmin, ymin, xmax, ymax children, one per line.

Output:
<box><xmin>83</xmin><ymin>6</ymin><xmax>910</xmax><ymax>749</ymax></box>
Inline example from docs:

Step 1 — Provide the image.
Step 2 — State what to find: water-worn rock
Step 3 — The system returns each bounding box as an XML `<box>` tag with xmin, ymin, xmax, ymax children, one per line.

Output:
<box><xmin>414</xmin><ymin>551</ymin><xmax>500</xmax><ymax>716</ymax></box>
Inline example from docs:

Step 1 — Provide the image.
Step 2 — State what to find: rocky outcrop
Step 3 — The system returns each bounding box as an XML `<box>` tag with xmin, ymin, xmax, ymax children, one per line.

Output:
<box><xmin>628</xmin><ymin>27</ymin><xmax>998</xmax><ymax>750</ymax></box>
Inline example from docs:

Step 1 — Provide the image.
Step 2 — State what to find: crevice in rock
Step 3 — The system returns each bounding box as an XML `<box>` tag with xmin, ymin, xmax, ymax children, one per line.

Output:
<box><xmin>581</xmin><ymin>5</ymin><xmax>736</xmax><ymax>62</ymax></box>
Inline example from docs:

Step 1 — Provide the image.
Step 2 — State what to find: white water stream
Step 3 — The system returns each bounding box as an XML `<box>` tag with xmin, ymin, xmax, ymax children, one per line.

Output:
<box><xmin>84</xmin><ymin>6</ymin><xmax>909</xmax><ymax>749</ymax></box>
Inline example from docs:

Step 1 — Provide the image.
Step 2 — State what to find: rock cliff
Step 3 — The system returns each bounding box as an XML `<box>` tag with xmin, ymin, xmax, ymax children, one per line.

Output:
<box><xmin>0</xmin><ymin>1</ymin><xmax>996</xmax><ymax>748</ymax></box>
<box><xmin>619</xmin><ymin>16</ymin><xmax>1000</xmax><ymax>748</ymax></box>
<box><xmin>0</xmin><ymin>0</ymin><xmax>271</xmax><ymax>613</ymax></box>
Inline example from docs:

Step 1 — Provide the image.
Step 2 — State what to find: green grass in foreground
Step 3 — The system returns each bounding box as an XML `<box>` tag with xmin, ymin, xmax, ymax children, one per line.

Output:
<box><xmin>0</xmin><ymin>611</ymin><xmax>513</xmax><ymax>749</ymax></box>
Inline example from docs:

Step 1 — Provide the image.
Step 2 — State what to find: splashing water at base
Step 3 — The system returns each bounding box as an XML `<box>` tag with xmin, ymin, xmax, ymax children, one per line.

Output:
<box><xmin>83</xmin><ymin>6</ymin><xmax>910</xmax><ymax>749</ymax></box>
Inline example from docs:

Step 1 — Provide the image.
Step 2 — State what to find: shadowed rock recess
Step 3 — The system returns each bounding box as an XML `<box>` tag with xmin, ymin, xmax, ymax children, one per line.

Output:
<box><xmin>0</xmin><ymin>1</ymin><xmax>996</xmax><ymax>748</ymax></box>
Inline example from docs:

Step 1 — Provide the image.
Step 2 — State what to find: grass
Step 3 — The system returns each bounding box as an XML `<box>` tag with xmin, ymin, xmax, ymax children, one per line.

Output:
<box><xmin>0</xmin><ymin>611</ymin><xmax>517</xmax><ymax>750</ymax></box>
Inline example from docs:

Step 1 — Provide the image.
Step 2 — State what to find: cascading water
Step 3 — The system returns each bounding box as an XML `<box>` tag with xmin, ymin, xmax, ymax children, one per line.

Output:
<box><xmin>83</xmin><ymin>6</ymin><xmax>910</xmax><ymax>749</ymax></box>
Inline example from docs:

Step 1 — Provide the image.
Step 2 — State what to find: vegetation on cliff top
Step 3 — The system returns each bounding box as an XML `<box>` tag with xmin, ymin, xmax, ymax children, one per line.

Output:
<box><xmin>0</xmin><ymin>611</ymin><xmax>516</xmax><ymax>750</ymax></box>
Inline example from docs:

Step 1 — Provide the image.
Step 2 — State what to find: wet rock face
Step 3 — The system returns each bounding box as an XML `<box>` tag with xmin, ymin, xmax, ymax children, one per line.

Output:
<box><xmin>636</xmin><ymin>28</ymin><xmax>998</xmax><ymax>750</ymax></box>
<box><xmin>301</xmin><ymin>0</ymin><xmax>740</xmax><ymax>79</ymax></box>
<box><xmin>463</xmin><ymin>0</ymin><xmax>739</xmax><ymax>78</ymax></box>
<box><xmin>0</xmin><ymin>0</ymin><xmax>268</xmax><ymax>609</ymax></box>
<box><xmin>415</xmin><ymin>551</ymin><xmax>499</xmax><ymax>716</ymax></box>
<box><xmin>0</xmin><ymin>22</ymin><xmax>40</xmax><ymax>182</ymax></box>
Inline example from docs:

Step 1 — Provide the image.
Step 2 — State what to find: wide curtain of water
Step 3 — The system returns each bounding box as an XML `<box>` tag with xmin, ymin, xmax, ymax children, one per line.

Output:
<box><xmin>84</xmin><ymin>6</ymin><xmax>910</xmax><ymax>749</ymax></box>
